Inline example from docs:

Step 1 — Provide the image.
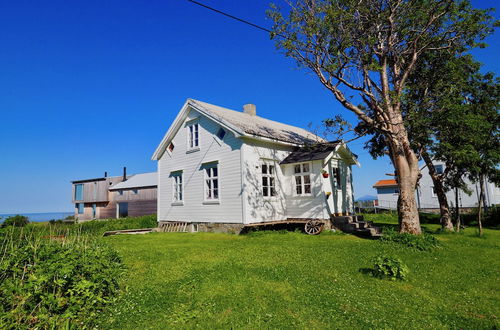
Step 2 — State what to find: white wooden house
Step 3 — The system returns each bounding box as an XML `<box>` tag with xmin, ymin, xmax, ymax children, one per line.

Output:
<box><xmin>373</xmin><ymin>162</ymin><xmax>500</xmax><ymax>211</ymax></box>
<box><xmin>152</xmin><ymin>99</ymin><xmax>360</xmax><ymax>233</ymax></box>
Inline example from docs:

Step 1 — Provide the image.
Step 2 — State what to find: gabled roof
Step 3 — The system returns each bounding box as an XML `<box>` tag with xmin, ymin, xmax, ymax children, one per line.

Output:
<box><xmin>191</xmin><ymin>99</ymin><xmax>324</xmax><ymax>145</ymax></box>
<box><xmin>373</xmin><ymin>179</ymin><xmax>398</xmax><ymax>188</ymax></box>
<box><xmin>280</xmin><ymin>141</ymin><xmax>359</xmax><ymax>166</ymax></box>
<box><xmin>152</xmin><ymin>99</ymin><xmax>325</xmax><ymax>160</ymax></box>
<box><xmin>109</xmin><ymin>172</ymin><xmax>157</xmax><ymax>190</ymax></box>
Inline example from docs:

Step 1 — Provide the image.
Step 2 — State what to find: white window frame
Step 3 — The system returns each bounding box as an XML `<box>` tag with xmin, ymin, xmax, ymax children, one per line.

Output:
<box><xmin>293</xmin><ymin>162</ymin><xmax>312</xmax><ymax>196</ymax></box>
<box><xmin>203</xmin><ymin>163</ymin><xmax>219</xmax><ymax>203</ymax></box>
<box><xmin>172</xmin><ymin>172</ymin><xmax>183</xmax><ymax>205</ymax></box>
<box><xmin>431</xmin><ymin>186</ymin><xmax>437</xmax><ymax>198</ymax></box>
<box><xmin>261</xmin><ymin>161</ymin><xmax>277</xmax><ymax>198</ymax></box>
<box><xmin>187</xmin><ymin>122</ymin><xmax>200</xmax><ymax>152</ymax></box>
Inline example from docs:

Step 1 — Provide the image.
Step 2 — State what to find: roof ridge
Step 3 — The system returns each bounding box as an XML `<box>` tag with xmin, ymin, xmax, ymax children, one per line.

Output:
<box><xmin>189</xmin><ymin>99</ymin><xmax>325</xmax><ymax>144</ymax></box>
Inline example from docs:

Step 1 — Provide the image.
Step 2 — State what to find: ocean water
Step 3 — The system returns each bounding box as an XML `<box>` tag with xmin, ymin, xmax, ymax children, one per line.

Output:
<box><xmin>0</xmin><ymin>212</ymin><xmax>73</xmax><ymax>223</ymax></box>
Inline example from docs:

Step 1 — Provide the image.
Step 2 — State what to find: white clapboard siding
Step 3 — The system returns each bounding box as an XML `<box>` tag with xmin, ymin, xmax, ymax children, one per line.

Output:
<box><xmin>241</xmin><ymin>139</ymin><xmax>294</xmax><ymax>224</ymax></box>
<box><xmin>282</xmin><ymin>159</ymin><xmax>329</xmax><ymax>219</ymax></box>
<box><xmin>158</xmin><ymin>108</ymin><xmax>244</xmax><ymax>223</ymax></box>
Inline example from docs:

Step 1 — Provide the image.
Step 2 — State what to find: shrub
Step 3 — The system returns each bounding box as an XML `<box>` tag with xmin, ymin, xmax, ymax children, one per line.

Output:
<box><xmin>381</xmin><ymin>227</ymin><xmax>439</xmax><ymax>251</ymax></box>
<box><xmin>371</xmin><ymin>255</ymin><xmax>409</xmax><ymax>281</ymax></box>
<box><xmin>0</xmin><ymin>227</ymin><xmax>124</xmax><ymax>328</ymax></box>
<box><xmin>1</xmin><ymin>214</ymin><xmax>29</xmax><ymax>227</ymax></box>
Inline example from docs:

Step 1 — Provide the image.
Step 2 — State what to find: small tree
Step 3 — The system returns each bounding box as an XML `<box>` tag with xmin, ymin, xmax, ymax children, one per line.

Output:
<box><xmin>268</xmin><ymin>0</ymin><xmax>494</xmax><ymax>234</ymax></box>
<box><xmin>458</xmin><ymin>73</ymin><xmax>500</xmax><ymax>236</ymax></box>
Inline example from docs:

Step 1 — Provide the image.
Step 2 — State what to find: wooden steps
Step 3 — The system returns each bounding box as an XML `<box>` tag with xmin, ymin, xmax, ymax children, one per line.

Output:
<box><xmin>332</xmin><ymin>215</ymin><xmax>382</xmax><ymax>238</ymax></box>
<box><xmin>158</xmin><ymin>222</ymin><xmax>190</xmax><ymax>233</ymax></box>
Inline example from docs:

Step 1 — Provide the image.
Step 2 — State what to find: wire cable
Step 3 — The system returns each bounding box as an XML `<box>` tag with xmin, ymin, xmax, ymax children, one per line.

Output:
<box><xmin>186</xmin><ymin>0</ymin><xmax>281</xmax><ymax>37</ymax></box>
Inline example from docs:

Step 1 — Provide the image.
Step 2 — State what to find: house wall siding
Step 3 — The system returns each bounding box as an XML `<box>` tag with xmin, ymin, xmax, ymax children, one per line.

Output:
<box><xmin>157</xmin><ymin>108</ymin><xmax>243</xmax><ymax>223</ymax></box>
<box><xmin>417</xmin><ymin>162</ymin><xmax>498</xmax><ymax>209</ymax></box>
<box><xmin>282</xmin><ymin>159</ymin><xmax>328</xmax><ymax>219</ymax></box>
<box><xmin>241</xmin><ymin>139</ymin><xmax>294</xmax><ymax>224</ymax></box>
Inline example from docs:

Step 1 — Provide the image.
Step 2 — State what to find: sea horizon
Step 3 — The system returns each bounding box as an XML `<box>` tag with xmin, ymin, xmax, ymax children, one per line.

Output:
<box><xmin>0</xmin><ymin>211</ymin><xmax>74</xmax><ymax>223</ymax></box>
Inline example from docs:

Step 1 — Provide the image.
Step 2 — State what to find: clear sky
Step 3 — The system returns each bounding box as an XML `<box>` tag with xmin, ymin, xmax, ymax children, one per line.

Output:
<box><xmin>0</xmin><ymin>0</ymin><xmax>498</xmax><ymax>213</ymax></box>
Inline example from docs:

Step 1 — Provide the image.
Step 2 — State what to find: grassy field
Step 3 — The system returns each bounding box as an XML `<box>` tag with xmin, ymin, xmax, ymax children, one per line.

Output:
<box><xmin>97</xmin><ymin>216</ymin><xmax>499</xmax><ymax>329</ymax></box>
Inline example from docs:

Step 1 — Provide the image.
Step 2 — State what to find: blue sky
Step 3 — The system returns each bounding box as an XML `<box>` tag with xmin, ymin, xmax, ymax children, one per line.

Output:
<box><xmin>0</xmin><ymin>0</ymin><xmax>497</xmax><ymax>213</ymax></box>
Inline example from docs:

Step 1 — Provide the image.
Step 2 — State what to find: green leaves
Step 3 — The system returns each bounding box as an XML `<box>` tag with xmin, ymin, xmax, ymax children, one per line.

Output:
<box><xmin>371</xmin><ymin>255</ymin><xmax>409</xmax><ymax>281</ymax></box>
<box><xmin>0</xmin><ymin>228</ymin><xmax>124</xmax><ymax>328</ymax></box>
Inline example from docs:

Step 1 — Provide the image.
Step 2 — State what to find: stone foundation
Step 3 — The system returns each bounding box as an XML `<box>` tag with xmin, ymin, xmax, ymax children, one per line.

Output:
<box><xmin>197</xmin><ymin>222</ymin><xmax>245</xmax><ymax>234</ymax></box>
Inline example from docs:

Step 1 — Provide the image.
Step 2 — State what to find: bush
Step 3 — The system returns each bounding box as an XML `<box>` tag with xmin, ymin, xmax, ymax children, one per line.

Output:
<box><xmin>1</xmin><ymin>214</ymin><xmax>29</xmax><ymax>228</ymax></box>
<box><xmin>371</xmin><ymin>255</ymin><xmax>409</xmax><ymax>281</ymax></box>
<box><xmin>0</xmin><ymin>227</ymin><xmax>124</xmax><ymax>328</ymax></box>
<box><xmin>381</xmin><ymin>227</ymin><xmax>439</xmax><ymax>251</ymax></box>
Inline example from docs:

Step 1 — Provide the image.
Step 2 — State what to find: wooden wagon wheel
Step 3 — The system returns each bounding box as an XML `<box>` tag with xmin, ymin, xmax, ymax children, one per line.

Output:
<box><xmin>304</xmin><ymin>220</ymin><xmax>324</xmax><ymax>235</ymax></box>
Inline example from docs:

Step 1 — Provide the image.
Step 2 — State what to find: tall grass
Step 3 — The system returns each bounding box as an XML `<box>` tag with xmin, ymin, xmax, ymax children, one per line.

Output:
<box><xmin>0</xmin><ymin>222</ymin><xmax>126</xmax><ymax>328</ymax></box>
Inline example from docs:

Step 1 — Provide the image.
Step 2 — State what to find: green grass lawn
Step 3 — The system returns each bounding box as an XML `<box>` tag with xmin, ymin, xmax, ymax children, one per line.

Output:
<box><xmin>97</xmin><ymin>217</ymin><xmax>499</xmax><ymax>329</ymax></box>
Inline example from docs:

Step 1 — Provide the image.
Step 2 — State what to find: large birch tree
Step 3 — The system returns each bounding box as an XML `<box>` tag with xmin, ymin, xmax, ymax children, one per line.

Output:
<box><xmin>268</xmin><ymin>0</ymin><xmax>494</xmax><ymax>234</ymax></box>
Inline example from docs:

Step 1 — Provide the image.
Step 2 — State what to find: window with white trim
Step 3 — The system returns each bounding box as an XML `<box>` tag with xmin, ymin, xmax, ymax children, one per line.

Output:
<box><xmin>188</xmin><ymin>123</ymin><xmax>199</xmax><ymax>149</ymax></box>
<box><xmin>172</xmin><ymin>172</ymin><xmax>183</xmax><ymax>202</ymax></box>
<box><xmin>294</xmin><ymin>163</ymin><xmax>311</xmax><ymax>195</ymax></box>
<box><xmin>435</xmin><ymin>164</ymin><xmax>444</xmax><ymax>174</ymax></box>
<box><xmin>261</xmin><ymin>163</ymin><xmax>276</xmax><ymax>197</ymax></box>
<box><xmin>204</xmin><ymin>164</ymin><xmax>219</xmax><ymax>200</ymax></box>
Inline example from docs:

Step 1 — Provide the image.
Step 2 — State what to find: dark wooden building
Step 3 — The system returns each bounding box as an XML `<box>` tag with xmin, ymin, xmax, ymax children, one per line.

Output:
<box><xmin>71</xmin><ymin>169</ymin><xmax>157</xmax><ymax>221</ymax></box>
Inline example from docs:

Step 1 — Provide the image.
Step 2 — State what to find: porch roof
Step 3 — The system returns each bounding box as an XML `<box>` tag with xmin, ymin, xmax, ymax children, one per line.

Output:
<box><xmin>280</xmin><ymin>142</ymin><xmax>340</xmax><ymax>165</ymax></box>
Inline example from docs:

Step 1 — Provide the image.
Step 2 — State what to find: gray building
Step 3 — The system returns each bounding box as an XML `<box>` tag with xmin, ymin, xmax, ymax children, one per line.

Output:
<box><xmin>72</xmin><ymin>169</ymin><xmax>157</xmax><ymax>221</ymax></box>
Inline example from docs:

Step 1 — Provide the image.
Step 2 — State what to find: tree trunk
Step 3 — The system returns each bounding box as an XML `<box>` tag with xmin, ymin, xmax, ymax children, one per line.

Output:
<box><xmin>421</xmin><ymin>152</ymin><xmax>454</xmax><ymax>231</ymax></box>
<box><xmin>455</xmin><ymin>187</ymin><xmax>461</xmax><ymax>232</ymax></box>
<box><xmin>388</xmin><ymin>128</ymin><xmax>422</xmax><ymax>235</ymax></box>
<box><xmin>477</xmin><ymin>174</ymin><xmax>485</xmax><ymax>236</ymax></box>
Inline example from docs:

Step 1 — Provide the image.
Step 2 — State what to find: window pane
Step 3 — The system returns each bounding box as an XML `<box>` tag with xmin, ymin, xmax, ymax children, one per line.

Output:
<box><xmin>262</xmin><ymin>164</ymin><xmax>267</xmax><ymax>174</ymax></box>
<box><xmin>270</xmin><ymin>187</ymin><xmax>276</xmax><ymax>196</ymax></box>
<box><xmin>75</xmin><ymin>184</ymin><xmax>83</xmax><ymax>200</ymax></box>
<box><xmin>294</xmin><ymin>165</ymin><xmax>301</xmax><ymax>173</ymax></box>
<box><xmin>304</xmin><ymin>175</ymin><xmax>310</xmax><ymax>184</ymax></box>
<box><xmin>269</xmin><ymin>165</ymin><xmax>274</xmax><ymax>175</ymax></box>
<box><xmin>302</xmin><ymin>163</ymin><xmax>309</xmax><ymax>172</ymax></box>
<box><xmin>217</xmin><ymin>128</ymin><xmax>226</xmax><ymax>140</ymax></box>
<box><xmin>262</xmin><ymin>177</ymin><xmax>268</xmax><ymax>186</ymax></box>
<box><xmin>296</xmin><ymin>185</ymin><xmax>302</xmax><ymax>195</ymax></box>
<box><xmin>263</xmin><ymin>187</ymin><xmax>268</xmax><ymax>196</ymax></box>
<box><xmin>213</xmin><ymin>189</ymin><xmax>218</xmax><ymax>199</ymax></box>
<box><xmin>295</xmin><ymin>176</ymin><xmax>302</xmax><ymax>185</ymax></box>
<box><xmin>213</xmin><ymin>179</ymin><xmax>218</xmax><ymax>189</ymax></box>
<box><xmin>304</xmin><ymin>184</ymin><xmax>311</xmax><ymax>194</ymax></box>
<box><xmin>270</xmin><ymin>177</ymin><xmax>275</xmax><ymax>187</ymax></box>
<box><xmin>212</xmin><ymin>167</ymin><xmax>218</xmax><ymax>177</ymax></box>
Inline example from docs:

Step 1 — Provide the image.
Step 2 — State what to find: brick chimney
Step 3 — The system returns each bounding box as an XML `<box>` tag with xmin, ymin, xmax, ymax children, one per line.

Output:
<box><xmin>243</xmin><ymin>104</ymin><xmax>256</xmax><ymax>116</ymax></box>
